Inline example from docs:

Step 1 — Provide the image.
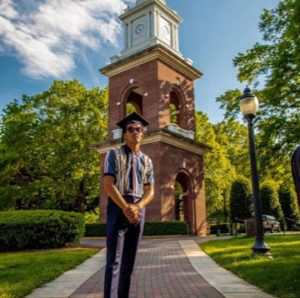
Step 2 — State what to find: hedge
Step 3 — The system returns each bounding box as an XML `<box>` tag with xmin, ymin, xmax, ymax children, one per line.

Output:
<box><xmin>209</xmin><ymin>223</ymin><xmax>245</xmax><ymax>234</ymax></box>
<box><xmin>209</xmin><ymin>223</ymin><xmax>231</xmax><ymax>234</ymax></box>
<box><xmin>84</xmin><ymin>221</ymin><xmax>188</xmax><ymax>237</ymax></box>
<box><xmin>144</xmin><ymin>221</ymin><xmax>188</xmax><ymax>235</ymax></box>
<box><xmin>0</xmin><ymin>210</ymin><xmax>85</xmax><ymax>252</ymax></box>
<box><xmin>85</xmin><ymin>223</ymin><xmax>106</xmax><ymax>237</ymax></box>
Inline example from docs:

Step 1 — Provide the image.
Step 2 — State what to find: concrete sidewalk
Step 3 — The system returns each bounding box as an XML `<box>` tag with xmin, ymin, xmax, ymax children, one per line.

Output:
<box><xmin>28</xmin><ymin>238</ymin><xmax>275</xmax><ymax>298</ymax></box>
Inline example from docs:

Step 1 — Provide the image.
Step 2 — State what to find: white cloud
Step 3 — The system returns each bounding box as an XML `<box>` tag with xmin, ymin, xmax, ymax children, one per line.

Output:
<box><xmin>0</xmin><ymin>0</ymin><xmax>130</xmax><ymax>79</ymax></box>
<box><xmin>0</xmin><ymin>0</ymin><xmax>18</xmax><ymax>18</ymax></box>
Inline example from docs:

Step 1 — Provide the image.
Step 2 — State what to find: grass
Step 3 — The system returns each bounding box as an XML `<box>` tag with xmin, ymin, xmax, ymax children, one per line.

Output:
<box><xmin>0</xmin><ymin>248</ymin><xmax>99</xmax><ymax>298</ymax></box>
<box><xmin>200</xmin><ymin>234</ymin><xmax>300</xmax><ymax>298</ymax></box>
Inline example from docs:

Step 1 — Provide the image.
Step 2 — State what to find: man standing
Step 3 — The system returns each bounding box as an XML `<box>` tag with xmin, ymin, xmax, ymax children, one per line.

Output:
<box><xmin>103</xmin><ymin>112</ymin><xmax>154</xmax><ymax>298</ymax></box>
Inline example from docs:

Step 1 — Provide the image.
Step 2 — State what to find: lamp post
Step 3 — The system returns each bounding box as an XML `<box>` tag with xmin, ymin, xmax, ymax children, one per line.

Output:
<box><xmin>240</xmin><ymin>87</ymin><xmax>271</xmax><ymax>256</ymax></box>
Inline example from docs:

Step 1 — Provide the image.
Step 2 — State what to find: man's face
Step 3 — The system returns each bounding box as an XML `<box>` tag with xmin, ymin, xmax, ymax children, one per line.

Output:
<box><xmin>123</xmin><ymin>122</ymin><xmax>144</xmax><ymax>145</ymax></box>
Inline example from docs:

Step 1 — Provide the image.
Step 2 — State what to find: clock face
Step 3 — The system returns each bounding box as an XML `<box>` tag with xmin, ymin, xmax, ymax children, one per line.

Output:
<box><xmin>159</xmin><ymin>16</ymin><xmax>171</xmax><ymax>45</ymax></box>
<box><xmin>161</xmin><ymin>24</ymin><xmax>170</xmax><ymax>36</ymax></box>
<box><xmin>132</xmin><ymin>16</ymin><xmax>147</xmax><ymax>46</ymax></box>
<box><xmin>135</xmin><ymin>23</ymin><xmax>145</xmax><ymax>35</ymax></box>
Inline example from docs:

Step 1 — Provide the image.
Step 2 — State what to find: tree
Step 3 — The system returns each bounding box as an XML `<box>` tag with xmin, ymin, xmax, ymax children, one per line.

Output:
<box><xmin>278</xmin><ymin>184</ymin><xmax>300</xmax><ymax>230</ymax></box>
<box><xmin>260</xmin><ymin>180</ymin><xmax>284</xmax><ymax>224</ymax></box>
<box><xmin>175</xmin><ymin>181</ymin><xmax>184</xmax><ymax>221</ymax></box>
<box><xmin>230</xmin><ymin>176</ymin><xmax>253</xmax><ymax>222</ymax></box>
<box><xmin>214</xmin><ymin>119</ymin><xmax>250</xmax><ymax>177</ymax></box>
<box><xmin>195</xmin><ymin>111</ymin><xmax>236</xmax><ymax>220</ymax></box>
<box><xmin>0</xmin><ymin>79</ymin><xmax>108</xmax><ymax>212</ymax></box>
<box><xmin>216</xmin><ymin>0</ymin><xmax>300</xmax><ymax>158</ymax></box>
<box><xmin>170</xmin><ymin>104</ymin><xmax>177</xmax><ymax>124</ymax></box>
<box><xmin>126</xmin><ymin>103</ymin><xmax>137</xmax><ymax>115</ymax></box>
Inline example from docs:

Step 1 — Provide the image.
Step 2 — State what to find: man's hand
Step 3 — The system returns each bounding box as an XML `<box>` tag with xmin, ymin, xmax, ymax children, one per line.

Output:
<box><xmin>123</xmin><ymin>204</ymin><xmax>141</xmax><ymax>224</ymax></box>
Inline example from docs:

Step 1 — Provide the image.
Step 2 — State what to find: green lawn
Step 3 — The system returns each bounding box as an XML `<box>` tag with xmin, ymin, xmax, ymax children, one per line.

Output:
<box><xmin>200</xmin><ymin>234</ymin><xmax>300</xmax><ymax>298</ymax></box>
<box><xmin>0</xmin><ymin>248</ymin><xmax>99</xmax><ymax>298</ymax></box>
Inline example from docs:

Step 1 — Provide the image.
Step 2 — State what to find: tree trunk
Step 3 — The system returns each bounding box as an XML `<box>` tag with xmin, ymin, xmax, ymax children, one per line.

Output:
<box><xmin>77</xmin><ymin>180</ymin><xmax>85</xmax><ymax>213</ymax></box>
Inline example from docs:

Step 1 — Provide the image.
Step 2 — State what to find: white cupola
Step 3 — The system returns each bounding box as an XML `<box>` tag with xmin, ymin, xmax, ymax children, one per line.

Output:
<box><xmin>111</xmin><ymin>0</ymin><xmax>183</xmax><ymax>63</ymax></box>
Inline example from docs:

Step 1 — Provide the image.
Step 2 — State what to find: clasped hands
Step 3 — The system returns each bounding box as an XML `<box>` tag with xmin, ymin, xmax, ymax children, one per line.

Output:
<box><xmin>123</xmin><ymin>203</ymin><xmax>141</xmax><ymax>224</ymax></box>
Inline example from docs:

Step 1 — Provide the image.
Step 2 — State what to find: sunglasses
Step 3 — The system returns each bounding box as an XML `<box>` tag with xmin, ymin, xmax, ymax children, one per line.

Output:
<box><xmin>127</xmin><ymin>126</ymin><xmax>143</xmax><ymax>133</ymax></box>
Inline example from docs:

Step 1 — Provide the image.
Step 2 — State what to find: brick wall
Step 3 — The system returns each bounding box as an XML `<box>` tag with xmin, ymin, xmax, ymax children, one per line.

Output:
<box><xmin>100</xmin><ymin>49</ymin><xmax>207</xmax><ymax>236</ymax></box>
<box><xmin>99</xmin><ymin>140</ymin><xmax>207</xmax><ymax>236</ymax></box>
<box><xmin>107</xmin><ymin>59</ymin><xmax>195</xmax><ymax>140</ymax></box>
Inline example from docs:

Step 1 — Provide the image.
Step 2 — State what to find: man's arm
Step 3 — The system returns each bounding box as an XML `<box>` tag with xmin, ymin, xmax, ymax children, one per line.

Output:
<box><xmin>137</xmin><ymin>185</ymin><xmax>155</xmax><ymax>210</ymax></box>
<box><xmin>123</xmin><ymin>185</ymin><xmax>154</xmax><ymax>218</ymax></box>
<box><xmin>104</xmin><ymin>176</ymin><xmax>138</xmax><ymax>223</ymax></box>
<box><xmin>103</xmin><ymin>175</ymin><xmax>128</xmax><ymax>210</ymax></box>
<box><xmin>131</xmin><ymin>157</ymin><xmax>155</xmax><ymax>213</ymax></box>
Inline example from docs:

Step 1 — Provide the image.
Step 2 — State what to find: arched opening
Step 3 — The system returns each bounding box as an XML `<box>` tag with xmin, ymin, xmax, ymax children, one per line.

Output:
<box><xmin>175</xmin><ymin>181</ymin><xmax>184</xmax><ymax>220</ymax></box>
<box><xmin>174</xmin><ymin>171</ymin><xmax>191</xmax><ymax>225</ymax></box>
<box><xmin>125</xmin><ymin>87</ymin><xmax>143</xmax><ymax>115</ymax></box>
<box><xmin>169</xmin><ymin>88</ymin><xmax>184</xmax><ymax>127</ymax></box>
<box><xmin>170</xmin><ymin>103</ymin><xmax>177</xmax><ymax>124</ymax></box>
<box><xmin>126</xmin><ymin>103</ymin><xmax>137</xmax><ymax>115</ymax></box>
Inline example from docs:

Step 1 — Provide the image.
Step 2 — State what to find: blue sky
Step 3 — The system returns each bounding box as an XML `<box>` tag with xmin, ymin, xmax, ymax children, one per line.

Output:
<box><xmin>0</xmin><ymin>0</ymin><xmax>279</xmax><ymax>123</ymax></box>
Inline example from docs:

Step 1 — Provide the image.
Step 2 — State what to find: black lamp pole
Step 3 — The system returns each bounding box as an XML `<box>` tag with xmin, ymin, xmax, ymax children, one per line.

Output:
<box><xmin>240</xmin><ymin>87</ymin><xmax>271</xmax><ymax>256</ymax></box>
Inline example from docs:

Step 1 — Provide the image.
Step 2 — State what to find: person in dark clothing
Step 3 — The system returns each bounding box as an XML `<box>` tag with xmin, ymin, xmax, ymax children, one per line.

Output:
<box><xmin>103</xmin><ymin>112</ymin><xmax>154</xmax><ymax>298</ymax></box>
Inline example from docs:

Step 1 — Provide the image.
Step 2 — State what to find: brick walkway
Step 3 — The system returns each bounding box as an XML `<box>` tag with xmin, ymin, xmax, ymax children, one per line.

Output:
<box><xmin>71</xmin><ymin>240</ymin><xmax>223</xmax><ymax>298</ymax></box>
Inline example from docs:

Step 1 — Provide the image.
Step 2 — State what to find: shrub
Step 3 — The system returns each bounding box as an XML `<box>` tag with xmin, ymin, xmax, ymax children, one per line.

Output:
<box><xmin>278</xmin><ymin>185</ymin><xmax>300</xmax><ymax>230</ymax></box>
<box><xmin>84</xmin><ymin>208</ymin><xmax>100</xmax><ymax>224</ymax></box>
<box><xmin>238</xmin><ymin>223</ymin><xmax>246</xmax><ymax>233</ymax></box>
<box><xmin>144</xmin><ymin>221</ymin><xmax>188</xmax><ymax>235</ymax></box>
<box><xmin>230</xmin><ymin>176</ymin><xmax>253</xmax><ymax>222</ymax></box>
<box><xmin>209</xmin><ymin>223</ymin><xmax>230</xmax><ymax>234</ymax></box>
<box><xmin>85</xmin><ymin>223</ymin><xmax>106</xmax><ymax>237</ymax></box>
<box><xmin>0</xmin><ymin>210</ymin><xmax>85</xmax><ymax>252</ymax></box>
<box><xmin>208</xmin><ymin>223</ymin><xmax>244</xmax><ymax>235</ymax></box>
<box><xmin>84</xmin><ymin>221</ymin><xmax>189</xmax><ymax>237</ymax></box>
<box><xmin>260</xmin><ymin>181</ymin><xmax>284</xmax><ymax>227</ymax></box>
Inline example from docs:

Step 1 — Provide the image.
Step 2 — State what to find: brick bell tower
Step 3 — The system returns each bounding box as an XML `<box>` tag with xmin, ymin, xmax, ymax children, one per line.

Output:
<box><xmin>94</xmin><ymin>0</ymin><xmax>211</xmax><ymax>235</ymax></box>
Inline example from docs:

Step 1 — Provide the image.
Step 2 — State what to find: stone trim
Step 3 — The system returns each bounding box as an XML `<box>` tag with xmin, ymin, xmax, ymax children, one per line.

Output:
<box><xmin>92</xmin><ymin>129</ymin><xmax>211</xmax><ymax>155</ymax></box>
<box><xmin>99</xmin><ymin>44</ymin><xmax>202</xmax><ymax>80</ymax></box>
<box><xmin>119</xmin><ymin>0</ymin><xmax>182</xmax><ymax>24</ymax></box>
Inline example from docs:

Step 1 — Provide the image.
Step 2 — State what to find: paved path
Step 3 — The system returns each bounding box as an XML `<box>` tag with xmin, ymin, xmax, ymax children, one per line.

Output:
<box><xmin>28</xmin><ymin>238</ymin><xmax>275</xmax><ymax>298</ymax></box>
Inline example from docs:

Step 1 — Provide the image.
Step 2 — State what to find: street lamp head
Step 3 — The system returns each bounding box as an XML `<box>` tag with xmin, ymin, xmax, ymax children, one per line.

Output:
<box><xmin>239</xmin><ymin>87</ymin><xmax>259</xmax><ymax>116</ymax></box>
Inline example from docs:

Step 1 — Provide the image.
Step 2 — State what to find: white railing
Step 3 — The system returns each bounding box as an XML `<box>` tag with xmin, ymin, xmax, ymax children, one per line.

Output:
<box><xmin>112</xmin><ymin>129</ymin><xmax>122</xmax><ymax>139</ymax></box>
<box><xmin>112</xmin><ymin>124</ymin><xmax>194</xmax><ymax>140</ymax></box>
<box><xmin>166</xmin><ymin>123</ymin><xmax>194</xmax><ymax>140</ymax></box>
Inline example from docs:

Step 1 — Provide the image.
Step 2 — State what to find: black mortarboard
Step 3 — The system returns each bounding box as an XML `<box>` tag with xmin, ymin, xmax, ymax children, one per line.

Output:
<box><xmin>117</xmin><ymin>112</ymin><xmax>149</xmax><ymax>132</ymax></box>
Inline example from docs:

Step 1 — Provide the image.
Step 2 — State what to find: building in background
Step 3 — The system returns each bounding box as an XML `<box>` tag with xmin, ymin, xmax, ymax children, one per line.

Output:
<box><xmin>94</xmin><ymin>0</ymin><xmax>210</xmax><ymax>235</ymax></box>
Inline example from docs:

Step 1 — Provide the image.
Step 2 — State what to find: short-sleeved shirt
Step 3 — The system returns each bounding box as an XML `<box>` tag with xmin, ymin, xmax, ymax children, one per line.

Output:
<box><xmin>104</xmin><ymin>144</ymin><xmax>154</xmax><ymax>198</ymax></box>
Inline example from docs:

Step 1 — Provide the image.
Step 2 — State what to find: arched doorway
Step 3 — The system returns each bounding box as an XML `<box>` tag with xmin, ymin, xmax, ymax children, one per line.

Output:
<box><xmin>174</xmin><ymin>170</ymin><xmax>194</xmax><ymax>234</ymax></box>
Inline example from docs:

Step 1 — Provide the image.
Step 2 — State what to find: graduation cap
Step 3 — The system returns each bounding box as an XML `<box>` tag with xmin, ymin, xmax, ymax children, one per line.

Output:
<box><xmin>117</xmin><ymin>112</ymin><xmax>149</xmax><ymax>133</ymax></box>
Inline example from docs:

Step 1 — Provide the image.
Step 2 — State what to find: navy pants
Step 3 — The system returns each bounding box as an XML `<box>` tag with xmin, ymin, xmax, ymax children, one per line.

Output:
<box><xmin>104</xmin><ymin>196</ymin><xmax>145</xmax><ymax>298</ymax></box>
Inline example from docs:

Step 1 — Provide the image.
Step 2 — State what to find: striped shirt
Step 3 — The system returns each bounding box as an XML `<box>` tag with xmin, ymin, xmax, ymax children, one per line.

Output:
<box><xmin>104</xmin><ymin>144</ymin><xmax>154</xmax><ymax>198</ymax></box>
